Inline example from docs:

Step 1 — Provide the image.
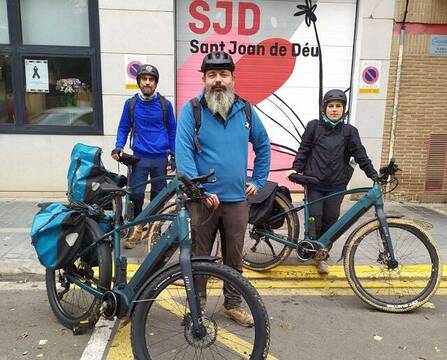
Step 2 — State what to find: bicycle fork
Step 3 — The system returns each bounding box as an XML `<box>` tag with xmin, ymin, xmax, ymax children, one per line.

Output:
<box><xmin>375</xmin><ymin>204</ymin><xmax>398</xmax><ymax>269</ymax></box>
<box><xmin>178</xmin><ymin>207</ymin><xmax>207</xmax><ymax>339</ymax></box>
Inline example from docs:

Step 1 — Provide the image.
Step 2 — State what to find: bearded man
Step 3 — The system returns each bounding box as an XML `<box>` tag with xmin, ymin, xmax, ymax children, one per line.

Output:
<box><xmin>175</xmin><ymin>51</ymin><xmax>271</xmax><ymax>327</ymax></box>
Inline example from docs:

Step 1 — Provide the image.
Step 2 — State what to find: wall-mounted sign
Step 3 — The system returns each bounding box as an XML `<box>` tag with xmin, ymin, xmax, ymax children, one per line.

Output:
<box><xmin>359</xmin><ymin>60</ymin><xmax>381</xmax><ymax>94</ymax></box>
<box><xmin>124</xmin><ymin>54</ymin><xmax>147</xmax><ymax>89</ymax></box>
<box><xmin>430</xmin><ymin>35</ymin><xmax>447</xmax><ymax>57</ymax></box>
<box><xmin>25</xmin><ymin>59</ymin><xmax>49</xmax><ymax>93</ymax></box>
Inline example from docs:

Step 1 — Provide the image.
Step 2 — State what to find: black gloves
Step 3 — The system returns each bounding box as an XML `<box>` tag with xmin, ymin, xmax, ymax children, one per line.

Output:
<box><xmin>111</xmin><ymin>148</ymin><xmax>123</xmax><ymax>158</ymax></box>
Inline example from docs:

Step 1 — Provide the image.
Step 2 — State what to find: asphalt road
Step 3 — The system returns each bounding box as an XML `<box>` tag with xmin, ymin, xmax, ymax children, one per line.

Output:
<box><xmin>2</xmin><ymin>281</ymin><xmax>444</xmax><ymax>360</ymax></box>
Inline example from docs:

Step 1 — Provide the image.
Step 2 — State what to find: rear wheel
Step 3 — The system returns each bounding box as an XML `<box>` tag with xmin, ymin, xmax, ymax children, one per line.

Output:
<box><xmin>131</xmin><ymin>261</ymin><xmax>270</xmax><ymax>359</ymax></box>
<box><xmin>45</xmin><ymin>219</ymin><xmax>112</xmax><ymax>329</ymax></box>
<box><xmin>345</xmin><ymin>218</ymin><xmax>442</xmax><ymax>312</ymax></box>
<box><xmin>242</xmin><ymin>192</ymin><xmax>299</xmax><ymax>271</ymax></box>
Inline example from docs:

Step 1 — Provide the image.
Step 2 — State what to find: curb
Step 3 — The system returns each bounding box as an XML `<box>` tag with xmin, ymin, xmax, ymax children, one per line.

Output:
<box><xmin>0</xmin><ymin>259</ymin><xmax>45</xmax><ymax>281</ymax></box>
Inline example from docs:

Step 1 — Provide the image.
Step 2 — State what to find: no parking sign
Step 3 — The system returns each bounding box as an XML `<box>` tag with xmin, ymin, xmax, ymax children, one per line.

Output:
<box><xmin>359</xmin><ymin>61</ymin><xmax>382</xmax><ymax>94</ymax></box>
<box><xmin>124</xmin><ymin>55</ymin><xmax>147</xmax><ymax>89</ymax></box>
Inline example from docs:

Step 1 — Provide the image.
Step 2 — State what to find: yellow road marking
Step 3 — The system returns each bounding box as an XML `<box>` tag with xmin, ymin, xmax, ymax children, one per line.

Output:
<box><xmin>127</xmin><ymin>264</ymin><xmax>447</xmax><ymax>280</ymax></box>
<box><xmin>107</xmin><ymin>323</ymin><xmax>132</xmax><ymax>359</ymax></box>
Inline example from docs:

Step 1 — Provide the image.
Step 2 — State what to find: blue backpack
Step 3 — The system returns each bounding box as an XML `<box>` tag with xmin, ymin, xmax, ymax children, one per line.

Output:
<box><xmin>30</xmin><ymin>203</ymin><xmax>86</xmax><ymax>270</ymax></box>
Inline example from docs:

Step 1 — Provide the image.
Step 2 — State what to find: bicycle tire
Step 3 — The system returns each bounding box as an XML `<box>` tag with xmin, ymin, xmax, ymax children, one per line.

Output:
<box><xmin>344</xmin><ymin>217</ymin><xmax>442</xmax><ymax>312</ymax></box>
<box><xmin>131</xmin><ymin>261</ymin><xmax>270</xmax><ymax>360</ymax></box>
<box><xmin>242</xmin><ymin>192</ymin><xmax>299</xmax><ymax>271</ymax></box>
<box><xmin>46</xmin><ymin>218</ymin><xmax>112</xmax><ymax>329</ymax></box>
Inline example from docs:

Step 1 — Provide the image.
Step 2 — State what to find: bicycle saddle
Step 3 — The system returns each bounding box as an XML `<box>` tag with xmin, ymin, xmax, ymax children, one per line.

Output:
<box><xmin>288</xmin><ymin>173</ymin><xmax>319</xmax><ymax>185</ymax></box>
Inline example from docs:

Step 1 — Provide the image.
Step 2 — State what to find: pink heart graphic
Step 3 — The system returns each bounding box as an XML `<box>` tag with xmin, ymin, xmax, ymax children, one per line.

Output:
<box><xmin>235</xmin><ymin>38</ymin><xmax>296</xmax><ymax>104</ymax></box>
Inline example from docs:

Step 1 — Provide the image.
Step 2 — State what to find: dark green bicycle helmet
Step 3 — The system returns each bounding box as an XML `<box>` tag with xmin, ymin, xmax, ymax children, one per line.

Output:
<box><xmin>137</xmin><ymin>64</ymin><xmax>159</xmax><ymax>84</ymax></box>
<box><xmin>200</xmin><ymin>51</ymin><xmax>235</xmax><ymax>73</ymax></box>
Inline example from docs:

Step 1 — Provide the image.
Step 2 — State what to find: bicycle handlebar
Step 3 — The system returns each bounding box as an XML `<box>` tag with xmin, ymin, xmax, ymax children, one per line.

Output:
<box><xmin>378</xmin><ymin>157</ymin><xmax>400</xmax><ymax>184</ymax></box>
<box><xmin>177</xmin><ymin>170</ymin><xmax>216</xmax><ymax>200</ymax></box>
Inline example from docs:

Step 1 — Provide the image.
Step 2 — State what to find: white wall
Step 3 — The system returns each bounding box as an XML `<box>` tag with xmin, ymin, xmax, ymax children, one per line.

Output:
<box><xmin>0</xmin><ymin>0</ymin><xmax>176</xmax><ymax>194</ymax></box>
<box><xmin>349</xmin><ymin>0</ymin><xmax>395</xmax><ymax>188</ymax></box>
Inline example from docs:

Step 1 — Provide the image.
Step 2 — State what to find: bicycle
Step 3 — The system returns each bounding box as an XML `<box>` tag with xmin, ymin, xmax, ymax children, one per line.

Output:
<box><xmin>242</xmin><ymin>159</ymin><xmax>442</xmax><ymax>312</ymax></box>
<box><xmin>45</xmin><ymin>172</ymin><xmax>270</xmax><ymax>359</ymax></box>
<box><xmin>107</xmin><ymin>153</ymin><xmax>222</xmax><ymax>256</ymax></box>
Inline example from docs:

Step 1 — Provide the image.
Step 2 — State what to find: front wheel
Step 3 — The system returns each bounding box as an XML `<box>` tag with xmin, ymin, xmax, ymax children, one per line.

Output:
<box><xmin>344</xmin><ymin>217</ymin><xmax>442</xmax><ymax>312</ymax></box>
<box><xmin>45</xmin><ymin>219</ymin><xmax>112</xmax><ymax>329</ymax></box>
<box><xmin>131</xmin><ymin>261</ymin><xmax>270</xmax><ymax>360</ymax></box>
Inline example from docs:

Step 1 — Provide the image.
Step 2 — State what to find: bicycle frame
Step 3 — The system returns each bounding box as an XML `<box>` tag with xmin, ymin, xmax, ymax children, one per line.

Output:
<box><xmin>66</xmin><ymin>176</ymin><xmax>206</xmax><ymax>329</ymax></box>
<box><xmin>255</xmin><ymin>183</ymin><xmax>397</xmax><ymax>263</ymax></box>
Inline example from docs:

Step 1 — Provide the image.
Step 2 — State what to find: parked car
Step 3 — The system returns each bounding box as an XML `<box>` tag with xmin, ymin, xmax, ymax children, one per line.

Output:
<box><xmin>32</xmin><ymin>106</ymin><xmax>93</xmax><ymax>126</ymax></box>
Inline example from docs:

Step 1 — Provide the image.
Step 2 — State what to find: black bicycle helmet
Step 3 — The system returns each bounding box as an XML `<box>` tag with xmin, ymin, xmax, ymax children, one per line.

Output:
<box><xmin>136</xmin><ymin>64</ymin><xmax>159</xmax><ymax>84</ymax></box>
<box><xmin>200</xmin><ymin>51</ymin><xmax>235</xmax><ymax>73</ymax></box>
<box><xmin>323</xmin><ymin>89</ymin><xmax>347</xmax><ymax>105</ymax></box>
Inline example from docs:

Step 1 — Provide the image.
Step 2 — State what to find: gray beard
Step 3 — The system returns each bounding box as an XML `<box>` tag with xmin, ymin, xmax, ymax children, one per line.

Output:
<box><xmin>205</xmin><ymin>89</ymin><xmax>235</xmax><ymax>120</ymax></box>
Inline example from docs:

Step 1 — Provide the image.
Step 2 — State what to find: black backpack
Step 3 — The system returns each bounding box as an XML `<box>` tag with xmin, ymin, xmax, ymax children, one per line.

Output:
<box><xmin>128</xmin><ymin>94</ymin><xmax>169</xmax><ymax>146</ymax></box>
<box><xmin>189</xmin><ymin>97</ymin><xmax>252</xmax><ymax>153</ymax></box>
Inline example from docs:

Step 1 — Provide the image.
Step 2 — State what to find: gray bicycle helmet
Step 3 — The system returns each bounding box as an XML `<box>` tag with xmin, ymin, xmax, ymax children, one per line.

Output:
<box><xmin>137</xmin><ymin>64</ymin><xmax>159</xmax><ymax>84</ymax></box>
<box><xmin>323</xmin><ymin>89</ymin><xmax>347</xmax><ymax>105</ymax></box>
<box><xmin>200</xmin><ymin>51</ymin><xmax>235</xmax><ymax>73</ymax></box>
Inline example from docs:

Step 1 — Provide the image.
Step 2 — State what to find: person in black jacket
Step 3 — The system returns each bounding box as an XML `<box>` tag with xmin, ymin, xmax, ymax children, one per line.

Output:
<box><xmin>289</xmin><ymin>89</ymin><xmax>378</xmax><ymax>274</ymax></box>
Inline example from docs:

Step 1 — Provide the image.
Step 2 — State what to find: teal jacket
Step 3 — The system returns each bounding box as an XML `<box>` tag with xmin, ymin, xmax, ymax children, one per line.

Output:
<box><xmin>176</xmin><ymin>95</ymin><xmax>271</xmax><ymax>202</ymax></box>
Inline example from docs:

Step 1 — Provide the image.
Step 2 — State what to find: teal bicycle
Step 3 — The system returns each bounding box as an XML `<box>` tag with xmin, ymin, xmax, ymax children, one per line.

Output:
<box><xmin>45</xmin><ymin>172</ymin><xmax>270</xmax><ymax>359</ymax></box>
<box><xmin>242</xmin><ymin>159</ymin><xmax>442</xmax><ymax>312</ymax></box>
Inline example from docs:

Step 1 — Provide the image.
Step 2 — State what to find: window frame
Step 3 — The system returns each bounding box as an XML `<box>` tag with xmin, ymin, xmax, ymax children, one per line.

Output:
<box><xmin>0</xmin><ymin>0</ymin><xmax>103</xmax><ymax>135</ymax></box>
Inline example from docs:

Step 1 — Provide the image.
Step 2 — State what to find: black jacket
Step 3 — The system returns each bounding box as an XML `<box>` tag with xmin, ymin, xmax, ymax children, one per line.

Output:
<box><xmin>292</xmin><ymin>119</ymin><xmax>378</xmax><ymax>186</ymax></box>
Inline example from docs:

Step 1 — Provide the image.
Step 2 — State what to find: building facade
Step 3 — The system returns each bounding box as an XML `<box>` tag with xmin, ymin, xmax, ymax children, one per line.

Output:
<box><xmin>1</xmin><ymin>0</ymin><xmax>443</xmax><ymax>202</ymax></box>
<box><xmin>382</xmin><ymin>0</ymin><xmax>447</xmax><ymax>202</ymax></box>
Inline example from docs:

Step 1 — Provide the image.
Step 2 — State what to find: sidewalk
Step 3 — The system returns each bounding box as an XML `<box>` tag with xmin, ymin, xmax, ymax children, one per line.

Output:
<box><xmin>0</xmin><ymin>197</ymin><xmax>446</xmax><ymax>281</ymax></box>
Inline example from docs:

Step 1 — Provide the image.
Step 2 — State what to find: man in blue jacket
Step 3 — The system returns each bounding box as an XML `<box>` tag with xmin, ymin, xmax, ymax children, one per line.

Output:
<box><xmin>112</xmin><ymin>64</ymin><xmax>176</xmax><ymax>248</ymax></box>
<box><xmin>176</xmin><ymin>51</ymin><xmax>271</xmax><ymax>327</ymax></box>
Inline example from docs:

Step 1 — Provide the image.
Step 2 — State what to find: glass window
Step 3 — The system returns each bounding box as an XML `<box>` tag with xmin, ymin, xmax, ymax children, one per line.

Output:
<box><xmin>0</xmin><ymin>55</ymin><xmax>13</xmax><ymax>124</ymax></box>
<box><xmin>0</xmin><ymin>0</ymin><xmax>9</xmax><ymax>43</ymax></box>
<box><xmin>21</xmin><ymin>0</ymin><xmax>89</xmax><ymax>46</ymax></box>
<box><xmin>25</xmin><ymin>57</ymin><xmax>93</xmax><ymax>127</ymax></box>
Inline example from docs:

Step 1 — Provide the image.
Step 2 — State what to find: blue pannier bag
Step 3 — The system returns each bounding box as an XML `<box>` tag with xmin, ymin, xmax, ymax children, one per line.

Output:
<box><xmin>30</xmin><ymin>203</ymin><xmax>86</xmax><ymax>270</ymax></box>
<box><xmin>67</xmin><ymin>143</ymin><xmax>127</xmax><ymax>207</ymax></box>
<box><xmin>67</xmin><ymin>143</ymin><xmax>109</xmax><ymax>204</ymax></box>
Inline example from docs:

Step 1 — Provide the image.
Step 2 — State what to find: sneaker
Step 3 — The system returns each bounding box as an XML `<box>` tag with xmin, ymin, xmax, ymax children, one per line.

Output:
<box><xmin>316</xmin><ymin>260</ymin><xmax>329</xmax><ymax>275</ymax></box>
<box><xmin>124</xmin><ymin>224</ymin><xmax>143</xmax><ymax>249</ymax></box>
<box><xmin>223</xmin><ymin>307</ymin><xmax>254</xmax><ymax>328</ymax></box>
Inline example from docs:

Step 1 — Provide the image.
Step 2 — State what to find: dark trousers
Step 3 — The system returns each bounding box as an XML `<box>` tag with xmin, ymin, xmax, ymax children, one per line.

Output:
<box><xmin>307</xmin><ymin>188</ymin><xmax>344</xmax><ymax>250</ymax></box>
<box><xmin>129</xmin><ymin>157</ymin><xmax>167</xmax><ymax>217</ymax></box>
<box><xmin>188</xmin><ymin>200</ymin><xmax>249</xmax><ymax>309</ymax></box>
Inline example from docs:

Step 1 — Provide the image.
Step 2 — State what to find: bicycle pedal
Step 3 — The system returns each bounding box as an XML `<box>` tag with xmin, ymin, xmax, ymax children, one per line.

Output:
<box><xmin>72</xmin><ymin>320</ymin><xmax>94</xmax><ymax>335</ymax></box>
